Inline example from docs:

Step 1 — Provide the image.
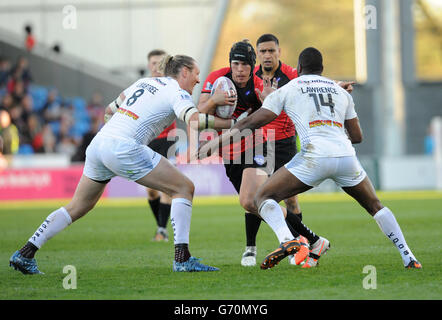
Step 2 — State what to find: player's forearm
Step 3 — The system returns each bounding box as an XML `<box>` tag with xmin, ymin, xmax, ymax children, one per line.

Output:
<box><xmin>186</xmin><ymin>111</ymin><xmax>234</xmax><ymax>131</ymax></box>
<box><xmin>344</xmin><ymin>118</ymin><xmax>363</xmax><ymax>144</ymax></box>
<box><xmin>197</xmin><ymin>95</ymin><xmax>216</xmax><ymax>115</ymax></box>
<box><xmin>232</xmin><ymin>108</ymin><xmax>276</xmax><ymax>132</ymax></box>
<box><xmin>214</xmin><ymin>117</ymin><xmax>235</xmax><ymax>129</ymax></box>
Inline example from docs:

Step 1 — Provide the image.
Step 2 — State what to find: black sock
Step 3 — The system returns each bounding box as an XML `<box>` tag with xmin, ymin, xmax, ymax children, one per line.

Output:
<box><xmin>19</xmin><ymin>242</ymin><xmax>38</xmax><ymax>259</ymax></box>
<box><xmin>285</xmin><ymin>211</ymin><xmax>319</xmax><ymax>244</ymax></box>
<box><xmin>148</xmin><ymin>197</ymin><xmax>161</xmax><ymax>225</ymax></box>
<box><xmin>245</xmin><ymin>212</ymin><xmax>261</xmax><ymax>247</ymax></box>
<box><xmin>158</xmin><ymin>203</ymin><xmax>171</xmax><ymax>228</ymax></box>
<box><xmin>286</xmin><ymin>220</ymin><xmax>300</xmax><ymax>238</ymax></box>
<box><xmin>175</xmin><ymin>243</ymin><xmax>191</xmax><ymax>262</ymax></box>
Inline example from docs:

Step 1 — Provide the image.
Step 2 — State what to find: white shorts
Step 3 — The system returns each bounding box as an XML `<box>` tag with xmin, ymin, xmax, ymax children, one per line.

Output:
<box><xmin>84</xmin><ymin>134</ymin><xmax>162</xmax><ymax>182</ymax></box>
<box><xmin>285</xmin><ymin>153</ymin><xmax>367</xmax><ymax>187</ymax></box>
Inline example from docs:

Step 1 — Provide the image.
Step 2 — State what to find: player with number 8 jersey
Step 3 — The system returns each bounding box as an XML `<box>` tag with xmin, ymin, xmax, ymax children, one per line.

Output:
<box><xmin>9</xmin><ymin>54</ymin><xmax>236</xmax><ymax>275</ymax></box>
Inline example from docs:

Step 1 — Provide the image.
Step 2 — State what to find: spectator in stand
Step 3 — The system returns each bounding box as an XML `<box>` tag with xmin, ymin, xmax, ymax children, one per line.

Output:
<box><xmin>87</xmin><ymin>92</ymin><xmax>105</xmax><ymax>126</ymax></box>
<box><xmin>71</xmin><ymin>117</ymin><xmax>101</xmax><ymax>162</ymax></box>
<box><xmin>10</xmin><ymin>80</ymin><xmax>28</xmax><ymax>106</ymax></box>
<box><xmin>55</xmin><ymin>108</ymin><xmax>77</xmax><ymax>156</ymax></box>
<box><xmin>41</xmin><ymin>124</ymin><xmax>56</xmax><ymax>153</ymax></box>
<box><xmin>424</xmin><ymin>124</ymin><xmax>435</xmax><ymax>155</ymax></box>
<box><xmin>42</xmin><ymin>89</ymin><xmax>62</xmax><ymax>124</ymax></box>
<box><xmin>0</xmin><ymin>109</ymin><xmax>19</xmax><ymax>154</ymax></box>
<box><xmin>8</xmin><ymin>57</ymin><xmax>32</xmax><ymax>91</ymax></box>
<box><xmin>0</xmin><ymin>94</ymin><xmax>14</xmax><ymax>111</ymax></box>
<box><xmin>27</xmin><ymin>113</ymin><xmax>43</xmax><ymax>153</ymax></box>
<box><xmin>56</xmin><ymin>134</ymin><xmax>77</xmax><ymax>156</ymax></box>
<box><xmin>0</xmin><ymin>56</ymin><xmax>11</xmax><ymax>88</ymax></box>
<box><xmin>9</xmin><ymin>104</ymin><xmax>31</xmax><ymax>148</ymax></box>
<box><xmin>24</xmin><ymin>25</ymin><xmax>36</xmax><ymax>52</ymax></box>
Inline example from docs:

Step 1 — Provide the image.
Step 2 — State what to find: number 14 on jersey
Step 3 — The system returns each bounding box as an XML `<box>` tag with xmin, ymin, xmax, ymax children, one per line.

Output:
<box><xmin>309</xmin><ymin>93</ymin><xmax>335</xmax><ymax>117</ymax></box>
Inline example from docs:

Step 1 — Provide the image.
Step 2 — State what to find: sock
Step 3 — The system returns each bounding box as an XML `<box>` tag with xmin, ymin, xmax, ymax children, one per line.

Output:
<box><xmin>170</xmin><ymin>198</ymin><xmax>192</xmax><ymax>245</ymax></box>
<box><xmin>245</xmin><ymin>212</ymin><xmax>262</xmax><ymax>247</ymax></box>
<box><xmin>286</xmin><ymin>221</ymin><xmax>300</xmax><ymax>238</ymax></box>
<box><xmin>28</xmin><ymin>207</ymin><xmax>72</xmax><ymax>249</ymax></box>
<box><xmin>158</xmin><ymin>203</ymin><xmax>171</xmax><ymax>228</ymax></box>
<box><xmin>286</xmin><ymin>210</ymin><xmax>319</xmax><ymax>244</ymax></box>
<box><xmin>175</xmin><ymin>243</ymin><xmax>191</xmax><ymax>263</ymax></box>
<box><xmin>19</xmin><ymin>241</ymin><xmax>39</xmax><ymax>259</ymax></box>
<box><xmin>148</xmin><ymin>197</ymin><xmax>161</xmax><ymax>225</ymax></box>
<box><xmin>259</xmin><ymin>199</ymin><xmax>294</xmax><ymax>243</ymax></box>
<box><xmin>373</xmin><ymin>207</ymin><xmax>417</xmax><ymax>266</ymax></box>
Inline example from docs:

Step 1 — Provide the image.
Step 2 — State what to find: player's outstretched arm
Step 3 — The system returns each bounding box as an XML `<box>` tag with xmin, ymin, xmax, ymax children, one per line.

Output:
<box><xmin>344</xmin><ymin>117</ymin><xmax>363</xmax><ymax>144</ymax></box>
<box><xmin>232</xmin><ymin>108</ymin><xmax>277</xmax><ymax>132</ymax></box>
<box><xmin>198</xmin><ymin>108</ymin><xmax>277</xmax><ymax>159</ymax></box>
<box><xmin>179</xmin><ymin>106</ymin><xmax>235</xmax><ymax>131</ymax></box>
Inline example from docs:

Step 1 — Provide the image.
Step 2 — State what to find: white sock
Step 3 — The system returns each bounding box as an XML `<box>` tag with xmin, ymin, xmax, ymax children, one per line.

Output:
<box><xmin>170</xmin><ymin>198</ymin><xmax>192</xmax><ymax>245</ymax></box>
<box><xmin>28</xmin><ymin>207</ymin><xmax>72</xmax><ymax>249</ymax></box>
<box><xmin>373</xmin><ymin>207</ymin><xmax>417</xmax><ymax>266</ymax></box>
<box><xmin>259</xmin><ymin>199</ymin><xmax>294</xmax><ymax>243</ymax></box>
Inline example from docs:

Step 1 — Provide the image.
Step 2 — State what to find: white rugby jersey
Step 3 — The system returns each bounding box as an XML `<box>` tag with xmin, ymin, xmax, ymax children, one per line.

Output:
<box><xmin>99</xmin><ymin>77</ymin><xmax>194</xmax><ymax>145</ymax></box>
<box><xmin>262</xmin><ymin>74</ymin><xmax>357</xmax><ymax>157</ymax></box>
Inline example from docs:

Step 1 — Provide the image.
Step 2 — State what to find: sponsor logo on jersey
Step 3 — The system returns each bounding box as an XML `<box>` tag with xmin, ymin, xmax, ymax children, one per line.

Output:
<box><xmin>117</xmin><ymin>107</ymin><xmax>139</xmax><ymax>120</ymax></box>
<box><xmin>309</xmin><ymin>120</ymin><xmax>342</xmax><ymax>128</ymax></box>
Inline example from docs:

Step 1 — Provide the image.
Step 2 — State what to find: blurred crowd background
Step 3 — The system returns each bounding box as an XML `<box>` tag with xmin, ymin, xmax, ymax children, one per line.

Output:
<box><xmin>0</xmin><ymin>0</ymin><xmax>441</xmax><ymax>161</ymax></box>
<box><xmin>0</xmin><ymin>52</ymin><xmax>104</xmax><ymax>161</ymax></box>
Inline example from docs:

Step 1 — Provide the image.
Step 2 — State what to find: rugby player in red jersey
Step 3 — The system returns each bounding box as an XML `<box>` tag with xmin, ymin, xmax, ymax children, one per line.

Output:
<box><xmin>241</xmin><ymin>34</ymin><xmax>329</xmax><ymax>266</ymax></box>
<box><xmin>198</xmin><ymin>40</ymin><xmax>318</xmax><ymax>267</ymax></box>
<box><xmin>199</xmin><ymin>37</ymin><xmax>355</xmax><ymax>267</ymax></box>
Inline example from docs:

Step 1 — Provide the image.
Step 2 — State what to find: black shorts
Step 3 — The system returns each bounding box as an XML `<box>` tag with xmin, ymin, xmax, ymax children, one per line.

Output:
<box><xmin>223</xmin><ymin>137</ymin><xmax>297</xmax><ymax>193</ymax></box>
<box><xmin>273</xmin><ymin>136</ymin><xmax>297</xmax><ymax>170</ymax></box>
<box><xmin>148</xmin><ymin>137</ymin><xmax>176</xmax><ymax>159</ymax></box>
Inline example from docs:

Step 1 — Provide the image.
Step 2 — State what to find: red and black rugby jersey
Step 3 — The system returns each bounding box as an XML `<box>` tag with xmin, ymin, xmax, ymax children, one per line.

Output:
<box><xmin>254</xmin><ymin>61</ymin><xmax>298</xmax><ymax>141</ymax></box>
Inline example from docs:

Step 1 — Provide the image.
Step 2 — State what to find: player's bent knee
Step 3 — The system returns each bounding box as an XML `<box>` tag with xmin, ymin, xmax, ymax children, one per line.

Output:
<box><xmin>173</xmin><ymin>177</ymin><xmax>194</xmax><ymax>199</ymax></box>
<box><xmin>64</xmin><ymin>202</ymin><xmax>93</xmax><ymax>222</ymax></box>
<box><xmin>239</xmin><ymin>195</ymin><xmax>256</xmax><ymax>213</ymax></box>
<box><xmin>147</xmin><ymin>188</ymin><xmax>159</xmax><ymax>199</ymax></box>
<box><xmin>254</xmin><ymin>187</ymin><xmax>276</xmax><ymax>208</ymax></box>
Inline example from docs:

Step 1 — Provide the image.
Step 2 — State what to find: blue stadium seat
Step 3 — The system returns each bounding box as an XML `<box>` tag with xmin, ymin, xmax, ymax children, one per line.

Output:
<box><xmin>72</xmin><ymin>97</ymin><xmax>86</xmax><ymax>111</ymax></box>
<box><xmin>18</xmin><ymin>144</ymin><xmax>34</xmax><ymax>155</ymax></box>
<box><xmin>49</xmin><ymin>121</ymin><xmax>60</xmax><ymax>135</ymax></box>
<box><xmin>28</xmin><ymin>85</ymin><xmax>49</xmax><ymax>111</ymax></box>
<box><xmin>0</xmin><ymin>87</ymin><xmax>6</xmax><ymax>99</ymax></box>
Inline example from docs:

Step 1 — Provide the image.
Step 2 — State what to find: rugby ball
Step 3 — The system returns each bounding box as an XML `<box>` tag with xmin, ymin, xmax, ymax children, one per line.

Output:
<box><xmin>210</xmin><ymin>76</ymin><xmax>237</xmax><ymax>118</ymax></box>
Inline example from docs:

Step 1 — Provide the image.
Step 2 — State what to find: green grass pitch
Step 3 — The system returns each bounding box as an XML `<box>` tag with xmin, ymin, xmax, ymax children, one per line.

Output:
<box><xmin>1</xmin><ymin>191</ymin><xmax>441</xmax><ymax>300</ymax></box>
